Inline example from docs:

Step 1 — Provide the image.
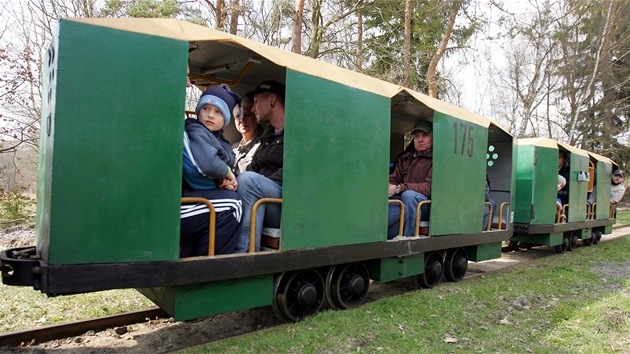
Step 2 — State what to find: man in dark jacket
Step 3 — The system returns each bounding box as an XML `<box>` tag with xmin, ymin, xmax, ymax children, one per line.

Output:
<box><xmin>388</xmin><ymin>120</ymin><xmax>433</xmax><ymax>237</ymax></box>
<box><xmin>234</xmin><ymin>80</ymin><xmax>286</xmax><ymax>253</ymax></box>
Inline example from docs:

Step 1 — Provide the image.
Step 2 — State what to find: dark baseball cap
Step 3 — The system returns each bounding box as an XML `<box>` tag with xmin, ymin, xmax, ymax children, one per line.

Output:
<box><xmin>246</xmin><ymin>80</ymin><xmax>286</xmax><ymax>101</ymax></box>
<box><xmin>613</xmin><ymin>169</ymin><xmax>625</xmax><ymax>178</ymax></box>
<box><xmin>409</xmin><ymin>120</ymin><xmax>433</xmax><ymax>134</ymax></box>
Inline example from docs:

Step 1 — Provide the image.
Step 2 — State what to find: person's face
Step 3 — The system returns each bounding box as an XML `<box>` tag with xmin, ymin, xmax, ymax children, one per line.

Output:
<box><xmin>236</xmin><ymin>106</ymin><xmax>257</xmax><ymax>136</ymax></box>
<box><xmin>413</xmin><ymin>130</ymin><xmax>433</xmax><ymax>153</ymax></box>
<box><xmin>251</xmin><ymin>92</ymin><xmax>272</xmax><ymax>124</ymax></box>
<box><xmin>612</xmin><ymin>173</ymin><xmax>625</xmax><ymax>185</ymax></box>
<box><xmin>186</xmin><ymin>66</ymin><xmax>192</xmax><ymax>88</ymax></box>
<box><xmin>558</xmin><ymin>153</ymin><xmax>566</xmax><ymax>169</ymax></box>
<box><xmin>198</xmin><ymin>104</ymin><xmax>225</xmax><ymax>132</ymax></box>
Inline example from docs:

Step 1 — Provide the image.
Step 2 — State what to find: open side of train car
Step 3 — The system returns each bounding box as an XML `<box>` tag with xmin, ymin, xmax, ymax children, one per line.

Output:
<box><xmin>1</xmin><ymin>18</ymin><xmax>514</xmax><ymax>322</ymax></box>
<box><xmin>511</xmin><ymin>138</ymin><xmax>616</xmax><ymax>253</ymax></box>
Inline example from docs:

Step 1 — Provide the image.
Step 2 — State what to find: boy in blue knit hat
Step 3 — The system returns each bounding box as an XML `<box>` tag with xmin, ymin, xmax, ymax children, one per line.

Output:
<box><xmin>181</xmin><ymin>83</ymin><xmax>243</xmax><ymax>257</ymax></box>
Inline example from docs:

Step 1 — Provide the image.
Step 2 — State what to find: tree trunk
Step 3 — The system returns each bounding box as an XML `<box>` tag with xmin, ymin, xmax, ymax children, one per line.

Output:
<box><xmin>427</xmin><ymin>0</ymin><xmax>462</xmax><ymax>98</ymax></box>
<box><xmin>229</xmin><ymin>0</ymin><xmax>240</xmax><ymax>35</ymax></box>
<box><xmin>402</xmin><ymin>0</ymin><xmax>412</xmax><ymax>87</ymax></box>
<box><xmin>292</xmin><ymin>0</ymin><xmax>305</xmax><ymax>54</ymax></box>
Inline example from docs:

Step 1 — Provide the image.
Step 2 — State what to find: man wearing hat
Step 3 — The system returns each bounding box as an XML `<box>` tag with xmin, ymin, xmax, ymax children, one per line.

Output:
<box><xmin>388</xmin><ymin>120</ymin><xmax>433</xmax><ymax>237</ymax></box>
<box><xmin>588</xmin><ymin>169</ymin><xmax>626</xmax><ymax>205</ymax></box>
<box><xmin>234</xmin><ymin>80</ymin><xmax>286</xmax><ymax>253</ymax></box>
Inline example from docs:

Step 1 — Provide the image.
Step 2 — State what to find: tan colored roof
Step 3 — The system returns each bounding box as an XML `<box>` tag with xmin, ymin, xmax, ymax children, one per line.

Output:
<box><xmin>66</xmin><ymin>18</ymin><xmax>511</xmax><ymax>136</ymax></box>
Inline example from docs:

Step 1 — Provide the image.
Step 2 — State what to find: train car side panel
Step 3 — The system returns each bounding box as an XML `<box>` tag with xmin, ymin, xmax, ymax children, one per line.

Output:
<box><xmin>37</xmin><ymin>20</ymin><xmax>185</xmax><ymax>264</ymax></box>
<box><xmin>566</xmin><ymin>151</ymin><xmax>589</xmax><ymax>222</ymax></box>
<box><xmin>282</xmin><ymin>70</ymin><xmax>390</xmax><ymax>250</ymax></box>
<box><xmin>594</xmin><ymin>160</ymin><xmax>612</xmax><ymax>220</ymax></box>
<box><xmin>431</xmin><ymin>113</ymin><xmax>487</xmax><ymax>235</ymax></box>
<box><xmin>138</xmin><ymin>275</ymin><xmax>273</xmax><ymax>321</ymax></box>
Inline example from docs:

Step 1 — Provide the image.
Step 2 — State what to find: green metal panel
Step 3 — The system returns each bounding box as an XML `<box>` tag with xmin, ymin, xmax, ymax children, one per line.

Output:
<box><xmin>531</xmin><ymin>146</ymin><xmax>557</xmax><ymax>224</ymax></box>
<box><xmin>431</xmin><ymin>113</ymin><xmax>487</xmax><ymax>235</ymax></box>
<box><xmin>566</xmin><ymin>153</ymin><xmax>588</xmax><ymax>222</ymax></box>
<box><xmin>368</xmin><ymin>254</ymin><xmax>424</xmax><ymax>283</ymax></box>
<box><xmin>577</xmin><ymin>228</ymin><xmax>591</xmax><ymax>240</ymax></box>
<box><xmin>513</xmin><ymin>145</ymin><xmax>534</xmax><ymax>223</ymax></box>
<box><xmin>137</xmin><ymin>275</ymin><xmax>273</xmax><ymax>321</ymax></box>
<box><xmin>467</xmin><ymin>242</ymin><xmax>501</xmax><ymax>262</ymax></box>
<box><xmin>511</xmin><ymin>232</ymin><xmax>562</xmax><ymax>246</ymax></box>
<box><xmin>594</xmin><ymin>161</ymin><xmax>612</xmax><ymax>220</ymax></box>
<box><xmin>282</xmin><ymin>70</ymin><xmax>390</xmax><ymax>250</ymax></box>
<box><xmin>36</xmin><ymin>20</ymin><xmax>186</xmax><ymax>264</ymax></box>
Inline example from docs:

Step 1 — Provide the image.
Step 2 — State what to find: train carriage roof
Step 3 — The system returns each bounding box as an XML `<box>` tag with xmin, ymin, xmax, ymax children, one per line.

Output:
<box><xmin>518</xmin><ymin>138</ymin><xmax>589</xmax><ymax>158</ymax></box>
<box><xmin>587</xmin><ymin>151</ymin><xmax>615</xmax><ymax>165</ymax></box>
<box><xmin>66</xmin><ymin>18</ymin><xmax>511</xmax><ymax>136</ymax></box>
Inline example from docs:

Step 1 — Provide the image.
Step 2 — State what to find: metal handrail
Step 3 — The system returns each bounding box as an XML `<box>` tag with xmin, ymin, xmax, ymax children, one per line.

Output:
<box><xmin>181</xmin><ymin>197</ymin><xmax>217</xmax><ymax>256</ymax></box>
<box><xmin>250</xmin><ymin>198</ymin><xmax>283</xmax><ymax>253</ymax></box>
<box><xmin>388</xmin><ymin>199</ymin><xmax>405</xmax><ymax>237</ymax></box>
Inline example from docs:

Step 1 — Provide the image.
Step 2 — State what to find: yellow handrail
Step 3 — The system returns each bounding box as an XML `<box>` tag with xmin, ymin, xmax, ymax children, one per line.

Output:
<box><xmin>497</xmin><ymin>202</ymin><xmax>510</xmax><ymax>230</ymax></box>
<box><xmin>484</xmin><ymin>201</ymin><xmax>493</xmax><ymax>231</ymax></box>
<box><xmin>414</xmin><ymin>200</ymin><xmax>432</xmax><ymax>236</ymax></box>
<box><xmin>250</xmin><ymin>198</ymin><xmax>283</xmax><ymax>253</ymax></box>
<box><xmin>388</xmin><ymin>199</ymin><xmax>405</xmax><ymax>237</ymax></box>
<box><xmin>181</xmin><ymin>197</ymin><xmax>217</xmax><ymax>256</ymax></box>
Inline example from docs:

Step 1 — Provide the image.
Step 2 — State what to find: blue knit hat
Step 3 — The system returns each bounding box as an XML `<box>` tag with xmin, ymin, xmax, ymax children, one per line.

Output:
<box><xmin>195</xmin><ymin>84</ymin><xmax>242</xmax><ymax>128</ymax></box>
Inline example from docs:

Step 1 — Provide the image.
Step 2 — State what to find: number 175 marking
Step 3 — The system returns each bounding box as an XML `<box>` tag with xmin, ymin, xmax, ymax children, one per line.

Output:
<box><xmin>453</xmin><ymin>123</ymin><xmax>474</xmax><ymax>157</ymax></box>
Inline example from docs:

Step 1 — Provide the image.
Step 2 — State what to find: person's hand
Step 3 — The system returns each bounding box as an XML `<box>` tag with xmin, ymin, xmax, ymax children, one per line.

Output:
<box><xmin>219</xmin><ymin>170</ymin><xmax>238</xmax><ymax>191</ymax></box>
<box><xmin>388</xmin><ymin>184</ymin><xmax>397</xmax><ymax>197</ymax></box>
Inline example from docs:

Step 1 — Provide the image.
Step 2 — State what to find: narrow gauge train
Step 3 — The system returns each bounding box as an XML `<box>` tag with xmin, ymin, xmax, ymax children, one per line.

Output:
<box><xmin>0</xmin><ymin>18</ymin><xmax>616</xmax><ymax>323</ymax></box>
<box><xmin>510</xmin><ymin>138</ymin><xmax>618</xmax><ymax>253</ymax></box>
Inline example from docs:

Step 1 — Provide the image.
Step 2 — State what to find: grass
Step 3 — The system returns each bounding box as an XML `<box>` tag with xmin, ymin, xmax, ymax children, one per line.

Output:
<box><xmin>616</xmin><ymin>210</ymin><xmax>630</xmax><ymax>225</ymax></box>
<box><xmin>181</xmin><ymin>235</ymin><xmax>630</xmax><ymax>353</ymax></box>
<box><xmin>0</xmin><ymin>287</ymin><xmax>154</xmax><ymax>333</ymax></box>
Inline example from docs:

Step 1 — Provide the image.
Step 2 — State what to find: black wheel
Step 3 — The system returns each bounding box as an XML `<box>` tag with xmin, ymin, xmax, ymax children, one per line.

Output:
<box><xmin>592</xmin><ymin>230</ymin><xmax>602</xmax><ymax>245</ymax></box>
<box><xmin>414</xmin><ymin>251</ymin><xmax>443</xmax><ymax>288</ymax></box>
<box><xmin>554</xmin><ymin>234</ymin><xmax>569</xmax><ymax>254</ymax></box>
<box><xmin>324</xmin><ymin>266</ymin><xmax>340</xmax><ymax>310</ymax></box>
<box><xmin>444</xmin><ymin>248</ymin><xmax>468</xmax><ymax>282</ymax></box>
<box><xmin>507</xmin><ymin>241</ymin><xmax>520</xmax><ymax>251</ymax></box>
<box><xmin>328</xmin><ymin>263</ymin><xmax>370</xmax><ymax>309</ymax></box>
<box><xmin>568</xmin><ymin>232</ymin><xmax>578</xmax><ymax>251</ymax></box>
<box><xmin>274</xmin><ymin>269</ymin><xmax>324</xmax><ymax>322</ymax></box>
<box><xmin>272</xmin><ymin>272</ymin><xmax>288</xmax><ymax>319</ymax></box>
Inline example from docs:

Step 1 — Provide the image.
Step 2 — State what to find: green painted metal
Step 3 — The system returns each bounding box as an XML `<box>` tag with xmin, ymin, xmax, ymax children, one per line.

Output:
<box><xmin>282</xmin><ymin>70</ymin><xmax>390</xmax><ymax>250</ymax></box>
<box><xmin>431</xmin><ymin>113</ymin><xmax>487</xmax><ymax>235</ymax></box>
<box><xmin>467</xmin><ymin>242</ymin><xmax>501</xmax><ymax>262</ymax></box>
<box><xmin>566</xmin><ymin>153</ymin><xmax>589</xmax><ymax>222</ymax></box>
<box><xmin>594</xmin><ymin>161</ymin><xmax>612</xmax><ymax>220</ymax></box>
<box><xmin>368</xmin><ymin>254</ymin><xmax>424</xmax><ymax>283</ymax></box>
<box><xmin>577</xmin><ymin>228</ymin><xmax>591</xmax><ymax>240</ymax></box>
<box><xmin>604</xmin><ymin>225</ymin><xmax>612</xmax><ymax>234</ymax></box>
<box><xmin>511</xmin><ymin>232</ymin><xmax>562</xmax><ymax>246</ymax></box>
<box><xmin>513</xmin><ymin>144</ymin><xmax>556</xmax><ymax>224</ymax></box>
<box><xmin>137</xmin><ymin>275</ymin><xmax>273</xmax><ymax>321</ymax></box>
<box><xmin>36</xmin><ymin>20</ymin><xmax>186</xmax><ymax>264</ymax></box>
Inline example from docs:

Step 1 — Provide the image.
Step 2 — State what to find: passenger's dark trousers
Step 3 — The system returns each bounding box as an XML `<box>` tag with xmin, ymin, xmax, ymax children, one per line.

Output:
<box><xmin>180</xmin><ymin>189</ymin><xmax>243</xmax><ymax>257</ymax></box>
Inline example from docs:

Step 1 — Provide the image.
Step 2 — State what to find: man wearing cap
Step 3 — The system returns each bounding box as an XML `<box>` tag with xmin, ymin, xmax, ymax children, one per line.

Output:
<box><xmin>388</xmin><ymin>120</ymin><xmax>433</xmax><ymax>237</ymax></box>
<box><xmin>588</xmin><ymin>169</ymin><xmax>626</xmax><ymax>205</ymax></box>
<box><xmin>234</xmin><ymin>80</ymin><xmax>286</xmax><ymax>253</ymax></box>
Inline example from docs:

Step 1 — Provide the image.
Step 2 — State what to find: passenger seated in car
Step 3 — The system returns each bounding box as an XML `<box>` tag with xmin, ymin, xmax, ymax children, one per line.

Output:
<box><xmin>556</xmin><ymin>175</ymin><xmax>566</xmax><ymax>210</ymax></box>
<box><xmin>557</xmin><ymin>150</ymin><xmax>570</xmax><ymax>206</ymax></box>
<box><xmin>587</xmin><ymin>169</ymin><xmax>626</xmax><ymax>205</ymax></box>
<box><xmin>483</xmin><ymin>176</ymin><xmax>496</xmax><ymax>230</ymax></box>
<box><xmin>181</xmin><ymin>84</ymin><xmax>243</xmax><ymax>257</ymax></box>
<box><xmin>388</xmin><ymin>120</ymin><xmax>433</xmax><ymax>238</ymax></box>
<box><xmin>234</xmin><ymin>80</ymin><xmax>286</xmax><ymax>253</ymax></box>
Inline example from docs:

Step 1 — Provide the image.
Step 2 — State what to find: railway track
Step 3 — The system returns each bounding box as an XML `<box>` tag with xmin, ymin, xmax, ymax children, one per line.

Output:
<box><xmin>2</xmin><ymin>223</ymin><xmax>629</xmax><ymax>349</ymax></box>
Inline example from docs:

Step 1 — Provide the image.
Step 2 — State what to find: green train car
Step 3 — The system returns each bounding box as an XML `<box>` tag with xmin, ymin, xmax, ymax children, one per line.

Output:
<box><xmin>510</xmin><ymin>138</ymin><xmax>617</xmax><ymax>252</ymax></box>
<box><xmin>0</xmin><ymin>18</ymin><xmax>612</xmax><ymax>323</ymax></box>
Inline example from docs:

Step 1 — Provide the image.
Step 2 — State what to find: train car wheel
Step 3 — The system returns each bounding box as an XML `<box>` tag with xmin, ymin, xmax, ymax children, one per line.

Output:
<box><xmin>592</xmin><ymin>230</ymin><xmax>602</xmax><ymax>244</ymax></box>
<box><xmin>272</xmin><ymin>272</ymin><xmax>289</xmax><ymax>320</ymax></box>
<box><xmin>325</xmin><ymin>266</ymin><xmax>340</xmax><ymax>310</ymax></box>
<box><xmin>277</xmin><ymin>269</ymin><xmax>324</xmax><ymax>322</ymax></box>
<box><xmin>329</xmin><ymin>262</ymin><xmax>370</xmax><ymax>309</ymax></box>
<box><xmin>568</xmin><ymin>232</ymin><xmax>578</xmax><ymax>251</ymax></box>
<box><xmin>554</xmin><ymin>235</ymin><xmax>569</xmax><ymax>254</ymax></box>
<box><xmin>414</xmin><ymin>251</ymin><xmax>443</xmax><ymax>288</ymax></box>
<box><xmin>444</xmin><ymin>248</ymin><xmax>468</xmax><ymax>282</ymax></box>
<box><xmin>507</xmin><ymin>241</ymin><xmax>520</xmax><ymax>251</ymax></box>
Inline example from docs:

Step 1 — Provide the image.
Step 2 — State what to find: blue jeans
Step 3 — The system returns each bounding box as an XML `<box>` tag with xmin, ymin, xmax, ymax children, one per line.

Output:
<box><xmin>234</xmin><ymin>172</ymin><xmax>282</xmax><ymax>253</ymax></box>
<box><xmin>483</xmin><ymin>198</ymin><xmax>497</xmax><ymax>230</ymax></box>
<box><xmin>388</xmin><ymin>191</ymin><xmax>430</xmax><ymax>237</ymax></box>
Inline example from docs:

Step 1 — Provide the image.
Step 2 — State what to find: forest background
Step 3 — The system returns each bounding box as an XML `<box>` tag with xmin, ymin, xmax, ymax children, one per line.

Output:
<box><xmin>0</xmin><ymin>0</ymin><xmax>628</xmax><ymax>225</ymax></box>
